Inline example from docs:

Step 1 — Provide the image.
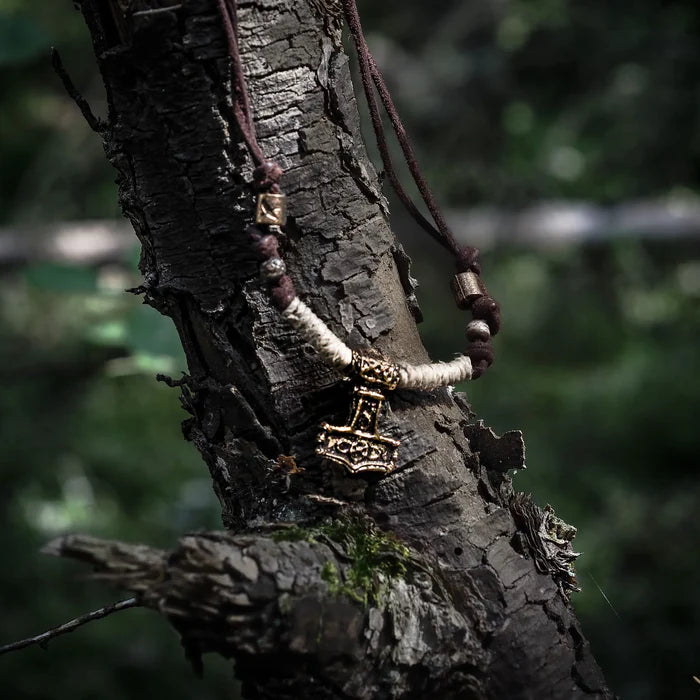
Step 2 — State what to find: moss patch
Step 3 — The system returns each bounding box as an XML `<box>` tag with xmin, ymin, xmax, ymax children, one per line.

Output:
<box><xmin>270</xmin><ymin>524</ymin><xmax>313</xmax><ymax>543</ymax></box>
<box><xmin>272</xmin><ymin>518</ymin><xmax>411</xmax><ymax>605</ymax></box>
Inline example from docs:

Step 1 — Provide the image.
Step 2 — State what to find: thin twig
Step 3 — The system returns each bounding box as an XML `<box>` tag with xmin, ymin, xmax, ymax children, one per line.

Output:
<box><xmin>0</xmin><ymin>598</ymin><xmax>140</xmax><ymax>655</ymax></box>
<box><xmin>50</xmin><ymin>47</ymin><xmax>105</xmax><ymax>134</ymax></box>
<box><xmin>132</xmin><ymin>5</ymin><xmax>183</xmax><ymax>18</ymax></box>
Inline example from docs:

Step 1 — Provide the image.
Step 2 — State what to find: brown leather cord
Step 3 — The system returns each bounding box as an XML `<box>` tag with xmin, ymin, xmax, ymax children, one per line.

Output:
<box><xmin>247</xmin><ymin>224</ymin><xmax>298</xmax><ymax>309</ymax></box>
<box><xmin>341</xmin><ymin>0</ymin><xmax>481</xmax><ymax>275</ymax></box>
<box><xmin>217</xmin><ymin>0</ymin><xmax>263</xmax><ymax>165</ymax></box>
<box><xmin>342</xmin><ymin>1</ymin><xmax>444</xmax><ymax>252</ymax></box>
<box><xmin>340</xmin><ymin>0</ymin><xmax>501</xmax><ymax>375</ymax></box>
<box><xmin>219</xmin><ymin>0</ymin><xmax>294</xmax><ymax>308</ymax></box>
<box><xmin>217</xmin><ymin>0</ymin><xmax>284</xmax><ymax>191</ymax></box>
<box><xmin>217</xmin><ymin>0</ymin><xmax>499</xmax><ymax>373</ymax></box>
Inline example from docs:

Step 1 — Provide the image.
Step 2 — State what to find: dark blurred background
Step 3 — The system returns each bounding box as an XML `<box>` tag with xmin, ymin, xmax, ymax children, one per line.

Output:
<box><xmin>1</xmin><ymin>1</ymin><xmax>698</xmax><ymax>698</ymax></box>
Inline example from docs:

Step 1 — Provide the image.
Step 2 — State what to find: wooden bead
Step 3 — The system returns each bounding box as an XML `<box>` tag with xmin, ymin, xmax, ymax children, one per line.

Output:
<box><xmin>451</xmin><ymin>271</ymin><xmax>487</xmax><ymax>310</ymax></box>
<box><xmin>466</xmin><ymin>319</ymin><xmax>491</xmax><ymax>342</ymax></box>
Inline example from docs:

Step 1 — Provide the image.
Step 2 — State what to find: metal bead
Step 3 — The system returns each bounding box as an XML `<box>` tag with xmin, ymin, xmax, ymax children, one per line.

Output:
<box><xmin>451</xmin><ymin>271</ymin><xmax>487</xmax><ymax>310</ymax></box>
<box><xmin>466</xmin><ymin>319</ymin><xmax>491</xmax><ymax>342</ymax></box>
<box><xmin>260</xmin><ymin>257</ymin><xmax>286</xmax><ymax>281</ymax></box>
<box><xmin>255</xmin><ymin>192</ymin><xmax>287</xmax><ymax>226</ymax></box>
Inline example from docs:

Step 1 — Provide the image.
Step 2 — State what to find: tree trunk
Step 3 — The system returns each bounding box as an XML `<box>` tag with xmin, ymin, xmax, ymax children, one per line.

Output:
<box><xmin>58</xmin><ymin>0</ymin><xmax>613</xmax><ymax>697</ymax></box>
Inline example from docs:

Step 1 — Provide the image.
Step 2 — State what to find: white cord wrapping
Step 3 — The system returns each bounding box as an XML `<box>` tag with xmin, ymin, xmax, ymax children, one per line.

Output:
<box><xmin>396</xmin><ymin>355</ymin><xmax>472</xmax><ymax>389</ymax></box>
<box><xmin>281</xmin><ymin>296</ymin><xmax>472</xmax><ymax>389</ymax></box>
<box><xmin>281</xmin><ymin>297</ymin><xmax>353</xmax><ymax>370</ymax></box>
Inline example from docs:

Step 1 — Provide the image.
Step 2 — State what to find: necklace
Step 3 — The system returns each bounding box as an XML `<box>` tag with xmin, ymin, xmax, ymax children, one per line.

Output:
<box><xmin>217</xmin><ymin>0</ymin><xmax>501</xmax><ymax>475</ymax></box>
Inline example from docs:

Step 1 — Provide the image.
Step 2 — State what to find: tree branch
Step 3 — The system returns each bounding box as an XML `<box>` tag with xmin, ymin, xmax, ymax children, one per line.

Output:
<box><xmin>51</xmin><ymin>48</ymin><xmax>105</xmax><ymax>135</ymax></box>
<box><xmin>46</xmin><ymin>528</ymin><xmax>484</xmax><ymax>697</ymax></box>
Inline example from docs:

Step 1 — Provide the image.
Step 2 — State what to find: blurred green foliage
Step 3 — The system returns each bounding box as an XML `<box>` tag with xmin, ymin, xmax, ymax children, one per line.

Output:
<box><xmin>361</xmin><ymin>0</ymin><xmax>700</xmax><ymax>205</ymax></box>
<box><xmin>0</xmin><ymin>2</ymin><xmax>117</xmax><ymax>225</ymax></box>
<box><xmin>0</xmin><ymin>1</ymin><xmax>698</xmax><ymax>699</ymax></box>
<box><xmin>0</xmin><ymin>266</ymin><xmax>239</xmax><ymax>698</ymax></box>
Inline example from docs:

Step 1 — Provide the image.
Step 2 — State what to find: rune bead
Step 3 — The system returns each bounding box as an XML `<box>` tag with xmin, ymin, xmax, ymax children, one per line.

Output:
<box><xmin>255</xmin><ymin>192</ymin><xmax>287</xmax><ymax>226</ymax></box>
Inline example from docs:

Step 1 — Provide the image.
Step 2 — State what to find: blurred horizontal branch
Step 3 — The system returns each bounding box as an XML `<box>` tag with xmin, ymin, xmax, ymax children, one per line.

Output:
<box><xmin>447</xmin><ymin>198</ymin><xmax>700</xmax><ymax>248</ymax></box>
<box><xmin>0</xmin><ymin>220</ymin><xmax>133</xmax><ymax>268</ymax></box>
<box><xmin>2</xmin><ymin>198</ymin><xmax>699</xmax><ymax>270</ymax></box>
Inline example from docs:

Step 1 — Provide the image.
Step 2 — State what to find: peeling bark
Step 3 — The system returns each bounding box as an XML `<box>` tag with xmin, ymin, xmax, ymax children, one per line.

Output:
<box><xmin>63</xmin><ymin>0</ymin><xmax>613</xmax><ymax>697</ymax></box>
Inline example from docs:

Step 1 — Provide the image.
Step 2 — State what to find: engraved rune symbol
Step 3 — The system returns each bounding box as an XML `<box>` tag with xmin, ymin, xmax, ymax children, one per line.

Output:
<box><xmin>316</xmin><ymin>353</ymin><xmax>400</xmax><ymax>475</ymax></box>
<box><xmin>255</xmin><ymin>192</ymin><xmax>287</xmax><ymax>226</ymax></box>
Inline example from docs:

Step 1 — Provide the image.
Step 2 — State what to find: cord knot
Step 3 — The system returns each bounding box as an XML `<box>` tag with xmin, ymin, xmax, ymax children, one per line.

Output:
<box><xmin>253</xmin><ymin>161</ymin><xmax>284</xmax><ymax>191</ymax></box>
<box><xmin>456</xmin><ymin>245</ymin><xmax>482</xmax><ymax>275</ymax></box>
<box><xmin>466</xmin><ymin>340</ymin><xmax>495</xmax><ymax>379</ymax></box>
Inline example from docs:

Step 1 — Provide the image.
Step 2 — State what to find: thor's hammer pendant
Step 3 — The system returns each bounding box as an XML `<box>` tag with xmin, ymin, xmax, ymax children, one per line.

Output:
<box><xmin>316</xmin><ymin>352</ymin><xmax>401</xmax><ymax>475</ymax></box>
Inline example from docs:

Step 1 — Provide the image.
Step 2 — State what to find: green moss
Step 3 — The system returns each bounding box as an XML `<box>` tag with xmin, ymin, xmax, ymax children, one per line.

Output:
<box><xmin>321</xmin><ymin>560</ymin><xmax>341</xmax><ymax>589</ymax></box>
<box><xmin>270</xmin><ymin>524</ymin><xmax>314</xmax><ymax>543</ymax></box>
<box><xmin>322</xmin><ymin>519</ymin><xmax>411</xmax><ymax>604</ymax></box>
<box><xmin>274</xmin><ymin>518</ymin><xmax>412</xmax><ymax>606</ymax></box>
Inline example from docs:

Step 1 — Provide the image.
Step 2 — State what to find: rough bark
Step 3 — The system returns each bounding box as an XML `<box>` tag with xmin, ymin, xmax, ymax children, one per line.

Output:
<box><xmin>60</xmin><ymin>0</ymin><xmax>613</xmax><ymax>697</ymax></box>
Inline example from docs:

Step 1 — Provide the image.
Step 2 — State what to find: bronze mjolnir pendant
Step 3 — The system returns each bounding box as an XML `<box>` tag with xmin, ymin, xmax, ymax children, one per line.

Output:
<box><xmin>316</xmin><ymin>352</ymin><xmax>401</xmax><ymax>475</ymax></box>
